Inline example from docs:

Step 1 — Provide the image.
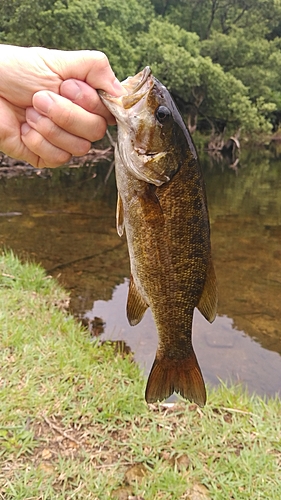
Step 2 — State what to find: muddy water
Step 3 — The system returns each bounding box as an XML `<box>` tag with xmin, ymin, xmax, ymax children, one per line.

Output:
<box><xmin>0</xmin><ymin>152</ymin><xmax>280</xmax><ymax>397</ymax></box>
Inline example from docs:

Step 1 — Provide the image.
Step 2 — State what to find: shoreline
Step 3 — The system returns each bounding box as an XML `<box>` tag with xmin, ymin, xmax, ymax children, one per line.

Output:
<box><xmin>0</xmin><ymin>250</ymin><xmax>280</xmax><ymax>499</ymax></box>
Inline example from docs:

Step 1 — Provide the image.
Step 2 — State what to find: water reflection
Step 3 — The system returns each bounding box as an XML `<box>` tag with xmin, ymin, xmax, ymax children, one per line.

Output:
<box><xmin>203</xmin><ymin>151</ymin><xmax>281</xmax><ymax>358</ymax></box>
<box><xmin>0</xmin><ymin>153</ymin><xmax>280</xmax><ymax>397</ymax></box>
<box><xmin>0</xmin><ymin>164</ymin><xmax>130</xmax><ymax>312</ymax></box>
<box><xmin>87</xmin><ymin>280</ymin><xmax>281</xmax><ymax>396</ymax></box>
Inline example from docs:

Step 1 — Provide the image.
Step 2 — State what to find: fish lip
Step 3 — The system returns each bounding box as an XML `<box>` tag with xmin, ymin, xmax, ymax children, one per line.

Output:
<box><xmin>121</xmin><ymin>66</ymin><xmax>152</xmax><ymax>94</ymax></box>
<box><xmin>98</xmin><ymin>66</ymin><xmax>152</xmax><ymax>107</ymax></box>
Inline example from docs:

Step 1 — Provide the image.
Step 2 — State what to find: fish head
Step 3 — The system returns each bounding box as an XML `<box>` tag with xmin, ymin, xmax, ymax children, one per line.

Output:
<box><xmin>99</xmin><ymin>67</ymin><xmax>197</xmax><ymax>186</ymax></box>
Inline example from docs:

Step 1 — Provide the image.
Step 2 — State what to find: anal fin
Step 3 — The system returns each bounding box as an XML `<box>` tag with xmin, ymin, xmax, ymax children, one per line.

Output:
<box><xmin>127</xmin><ymin>275</ymin><xmax>148</xmax><ymax>326</ymax></box>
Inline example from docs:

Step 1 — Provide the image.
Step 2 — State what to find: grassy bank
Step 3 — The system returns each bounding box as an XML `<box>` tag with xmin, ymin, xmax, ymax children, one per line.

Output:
<box><xmin>0</xmin><ymin>251</ymin><xmax>280</xmax><ymax>499</ymax></box>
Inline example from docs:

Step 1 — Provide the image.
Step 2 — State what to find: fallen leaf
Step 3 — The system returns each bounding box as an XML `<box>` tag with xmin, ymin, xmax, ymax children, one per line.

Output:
<box><xmin>41</xmin><ymin>448</ymin><xmax>52</xmax><ymax>460</ymax></box>
<box><xmin>175</xmin><ymin>454</ymin><xmax>190</xmax><ymax>471</ymax></box>
<box><xmin>37</xmin><ymin>462</ymin><xmax>55</xmax><ymax>475</ymax></box>
<box><xmin>160</xmin><ymin>450</ymin><xmax>174</xmax><ymax>466</ymax></box>
<box><xmin>182</xmin><ymin>483</ymin><xmax>210</xmax><ymax>500</ymax></box>
<box><xmin>124</xmin><ymin>464</ymin><xmax>146</xmax><ymax>485</ymax></box>
<box><xmin>112</xmin><ymin>486</ymin><xmax>132</xmax><ymax>500</ymax></box>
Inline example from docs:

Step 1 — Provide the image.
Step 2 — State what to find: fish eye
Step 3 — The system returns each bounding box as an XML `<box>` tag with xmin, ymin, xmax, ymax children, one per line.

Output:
<box><xmin>155</xmin><ymin>106</ymin><xmax>171</xmax><ymax>123</ymax></box>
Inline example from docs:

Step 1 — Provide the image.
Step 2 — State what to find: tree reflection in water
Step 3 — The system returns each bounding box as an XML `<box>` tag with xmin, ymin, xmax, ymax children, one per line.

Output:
<box><xmin>0</xmin><ymin>152</ymin><xmax>280</xmax><ymax>397</ymax></box>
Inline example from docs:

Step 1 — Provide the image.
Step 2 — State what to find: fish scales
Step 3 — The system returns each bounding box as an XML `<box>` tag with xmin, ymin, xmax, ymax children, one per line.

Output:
<box><xmin>99</xmin><ymin>67</ymin><xmax>217</xmax><ymax>406</ymax></box>
<box><xmin>123</xmin><ymin>159</ymin><xmax>208</xmax><ymax>349</ymax></box>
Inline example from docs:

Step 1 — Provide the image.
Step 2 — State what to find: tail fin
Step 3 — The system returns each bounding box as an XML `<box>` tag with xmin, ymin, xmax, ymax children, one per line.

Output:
<box><xmin>145</xmin><ymin>350</ymin><xmax>206</xmax><ymax>407</ymax></box>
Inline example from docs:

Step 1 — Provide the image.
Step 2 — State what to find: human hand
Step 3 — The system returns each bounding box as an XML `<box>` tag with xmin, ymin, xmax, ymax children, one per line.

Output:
<box><xmin>0</xmin><ymin>45</ymin><xmax>124</xmax><ymax>168</ymax></box>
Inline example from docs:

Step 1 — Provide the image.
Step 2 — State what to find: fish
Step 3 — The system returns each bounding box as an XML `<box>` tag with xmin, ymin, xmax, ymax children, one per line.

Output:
<box><xmin>99</xmin><ymin>67</ymin><xmax>218</xmax><ymax>406</ymax></box>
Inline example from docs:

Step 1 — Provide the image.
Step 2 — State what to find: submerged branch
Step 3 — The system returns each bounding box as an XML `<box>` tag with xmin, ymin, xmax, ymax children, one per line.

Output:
<box><xmin>46</xmin><ymin>242</ymin><xmax>125</xmax><ymax>273</ymax></box>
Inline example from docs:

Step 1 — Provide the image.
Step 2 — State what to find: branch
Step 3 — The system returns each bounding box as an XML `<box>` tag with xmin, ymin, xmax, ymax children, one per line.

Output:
<box><xmin>43</xmin><ymin>415</ymin><xmax>82</xmax><ymax>446</ymax></box>
<box><xmin>206</xmin><ymin>0</ymin><xmax>219</xmax><ymax>39</ymax></box>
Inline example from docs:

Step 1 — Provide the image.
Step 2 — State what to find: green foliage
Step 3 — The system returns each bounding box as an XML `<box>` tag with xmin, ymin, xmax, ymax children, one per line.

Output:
<box><xmin>0</xmin><ymin>0</ymin><xmax>154</xmax><ymax>79</ymax></box>
<box><xmin>165</xmin><ymin>0</ymin><xmax>280</xmax><ymax>39</ymax></box>
<box><xmin>137</xmin><ymin>20</ymin><xmax>201</xmax><ymax>89</ymax></box>
<box><xmin>136</xmin><ymin>19</ymin><xmax>271</xmax><ymax>134</ymax></box>
<box><xmin>1</xmin><ymin>0</ymin><xmax>281</xmax><ymax>136</ymax></box>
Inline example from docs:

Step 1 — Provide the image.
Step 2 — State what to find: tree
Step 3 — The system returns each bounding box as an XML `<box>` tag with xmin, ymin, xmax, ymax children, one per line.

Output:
<box><xmin>137</xmin><ymin>19</ymin><xmax>271</xmax><ymax>134</ymax></box>
<box><xmin>1</xmin><ymin>0</ymin><xmax>280</xmax><ymax>137</ymax></box>
<box><xmin>166</xmin><ymin>0</ymin><xmax>279</xmax><ymax>39</ymax></box>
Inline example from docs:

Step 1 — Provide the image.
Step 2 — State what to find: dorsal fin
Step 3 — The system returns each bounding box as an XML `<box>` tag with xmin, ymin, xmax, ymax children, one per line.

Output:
<box><xmin>116</xmin><ymin>192</ymin><xmax>124</xmax><ymax>237</ymax></box>
<box><xmin>197</xmin><ymin>258</ymin><xmax>218</xmax><ymax>323</ymax></box>
<box><xmin>126</xmin><ymin>275</ymin><xmax>148</xmax><ymax>326</ymax></box>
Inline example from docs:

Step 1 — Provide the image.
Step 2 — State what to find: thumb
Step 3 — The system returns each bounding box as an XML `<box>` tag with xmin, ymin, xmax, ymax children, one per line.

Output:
<box><xmin>45</xmin><ymin>49</ymin><xmax>125</xmax><ymax>96</ymax></box>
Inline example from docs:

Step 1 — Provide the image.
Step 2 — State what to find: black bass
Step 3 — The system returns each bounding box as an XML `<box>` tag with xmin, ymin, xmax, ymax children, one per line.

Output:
<box><xmin>99</xmin><ymin>67</ymin><xmax>217</xmax><ymax>406</ymax></box>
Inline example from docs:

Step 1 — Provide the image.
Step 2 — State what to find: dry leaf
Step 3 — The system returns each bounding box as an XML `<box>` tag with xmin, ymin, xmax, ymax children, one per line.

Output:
<box><xmin>182</xmin><ymin>483</ymin><xmax>210</xmax><ymax>500</ymax></box>
<box><xmin>175</xmin><ymin>454</ymin><xmax>190</xmax><ymax>471</ymax></box>
<box><xmin>41</xmin><ymin>448</ymin><xmax>53</xmax><ymax>460</ymax></box>
<box><xmin>124</xmin><ymin>463</ymin><xmax>146</xmax><ymax>485</ymax></box>
<box><xmin>37</xmin><ymin>462</ymin><xmax>55</xmax><ymax>475</ymax></box>
<box><xmin>112</xmin><ymin>486</ymin><xmax>132</xmax><ymax>500</ymax></box>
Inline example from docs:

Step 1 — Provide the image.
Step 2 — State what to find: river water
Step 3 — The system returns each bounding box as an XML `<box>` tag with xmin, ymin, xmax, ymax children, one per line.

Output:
<box><xmin>0</xmin><ymin>149</ymin><xmax>280</xmax><ymax>398</ymax></box>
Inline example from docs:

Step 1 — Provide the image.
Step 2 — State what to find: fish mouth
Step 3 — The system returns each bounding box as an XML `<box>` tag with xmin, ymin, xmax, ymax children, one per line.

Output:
<box><xmin>121</xmin><ymin>66</ymin><xmax>151</xmax><ymax>95</ymax></box>
<box><xmin>99</xmin><ymin>67</ymin><xmax>153</xmax><ymax>112</ymax></box>
<box><xmin>99</xmin><ymin>68</ymin><xmax>170</xmax><ymax>186</ymax></box>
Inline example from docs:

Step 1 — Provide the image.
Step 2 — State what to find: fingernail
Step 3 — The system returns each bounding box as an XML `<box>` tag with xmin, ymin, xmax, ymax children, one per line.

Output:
<box><xmin>112</xmin><ymin>78</ymin><xmax>126</xmax><ymax>96</ymax></box>
<box><xmin>21</xmin><ymin>123</ymin><xmax>31</xmax><ymax>136</ymax></box>
<box><xmin>33</xmin><ymin>92</ymin><xmax>53</xmax><ymax>114</ymax></box>
<box><xmin>26</xmin><ymin>108</ymin><xmax>42</xmax><ymax>125</ymax></box>
<box><xmin>61</xmin><ymin>80</ymin><xmax>81</xmax><ymax>100</ymax></box>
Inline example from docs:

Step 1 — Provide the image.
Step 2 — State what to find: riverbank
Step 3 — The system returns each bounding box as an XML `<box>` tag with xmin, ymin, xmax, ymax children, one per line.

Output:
<box><xmin>1</xmin><ymin>127</ymin><xmax>280</xmax><ymax>180</ymax></box>
<box><xmin>0</xmin><ymin>144</ymin><xmax>113</xmax><ymax>180</ymax></box>
<box><xmin>0</xmin><ymin>251</ymin><xmax>280</xmax><ymax>499</ymax></box>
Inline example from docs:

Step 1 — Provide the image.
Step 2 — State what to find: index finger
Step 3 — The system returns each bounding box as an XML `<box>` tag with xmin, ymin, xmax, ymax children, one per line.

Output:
<box><xmin>46</xmin><ymin>49</ymin><xmax>126</xmax><ymax>96</ymax></box>
<box><xmin>60</xmin><ymin>79</ymin><xmax>116</xmax><ymax>125</ymax></box>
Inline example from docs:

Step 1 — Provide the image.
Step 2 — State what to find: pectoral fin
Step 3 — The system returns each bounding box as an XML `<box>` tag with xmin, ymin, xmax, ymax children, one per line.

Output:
<box><xmin>197</xmin><ymin>258</ymin><xmax>218</xmax><ymax>323</ymax></box>
<box><xmin>127</xmin><ymin>275</ymin><xmax>148</xmax><ymax>326</ymax></box>
<box><xmin>116</xmin><ymin>192</ymin><xmax>124</xmax><ymax>237</ymax></box>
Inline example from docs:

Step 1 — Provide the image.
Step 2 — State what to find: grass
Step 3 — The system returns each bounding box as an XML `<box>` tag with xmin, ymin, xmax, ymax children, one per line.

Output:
<box><xmin>0</xmin><ymin>250</ymin><xmax>280</xmax><ymax>499</ymax></box>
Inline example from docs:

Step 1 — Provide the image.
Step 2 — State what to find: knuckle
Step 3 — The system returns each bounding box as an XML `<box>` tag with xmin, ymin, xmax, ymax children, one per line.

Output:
<box><xmin>58</xmin><ymin>107</ymin><xmax>75</xmax><ymax>129</ymax></box>
<box><xmin>42</xmin><ymin>119</ymin><xmax>61</xmax><ymax>141</ymax></box>
<box><xmin>55</xmin><ymin>150</ymin><xmax>72</xmax><ymax>165</ymax></box>
<box><xmin>28</xmin><ymin>131</ymin><xmax>46</xmax><ymax>152</ymax></box>
<box><xmin>91</xmin><ymin>119</ymin><xmax>107</xmax><ymax>142</ymax></box>
<box><xmin>22</xmin><ymin>126</ymin><xmax>72</xmax><ymax>168</ymax></box>
<box><xmin>41</xmin><ymin>151</ymin><xmax>71</xmax><ymax>169</ymax></box>
<box><xmin>94</xmin><ymin>51</ymin><xmax>109</xmax><ymax>70</ymax></box>
<box><xmin>48</xmin><ymin>105</ymin><xmax>75</xmax><ymax>130</ymax></box>
<box><xmin>73</xmin><ymin>140</ymin><xmax>91</xmax><ymax>156</ymax></box>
